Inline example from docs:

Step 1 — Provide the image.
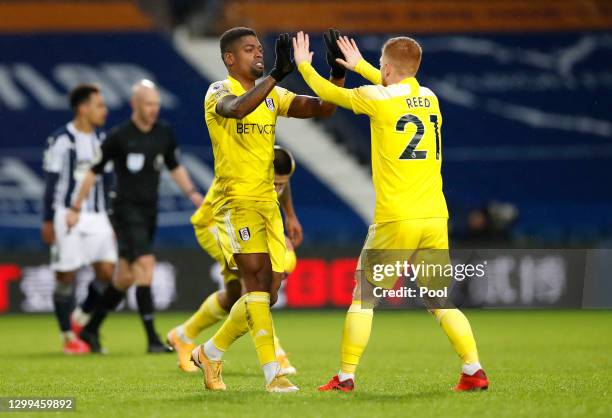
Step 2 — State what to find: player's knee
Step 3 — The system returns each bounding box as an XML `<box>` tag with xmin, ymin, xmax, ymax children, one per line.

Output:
<box><xmin>225</xmin><ymin>280</ymin><xmax>242</xmax><ymax>304</ymax></box>
<box><xmin>114</xmin><ymin>270</ymin><xmax>134</xmax><ymax>289</ymax></box>
<box><xmin>352</xmin><ymin>284</ymin><xmax>361</xmax><ymax>301</ymax></box>
<box><xmin>96</xmin><ymin>264</ymin><xmax>115</xmax><ymax>282</ymax></box>
<box><xmin>254</xmin><ymin>271</ymin><xmax>272</xmax><ymax>290</ymax></box>
<box><xmin>254</xmin><ymin>260</ymin><xmax>273</xmax><ymax>285</ymax></box>
<box><xmin>53</xmin><ymin>280</ymin><xmax>74</xmax><ymax>297</ymax></box>
<box><xmin>352</xmin><ymin>273</ymin><xmax>364</xmax><ymax>300</ymax></box>
<box><xmin>56</xmin><ymin>271</ymin><xmax>76</xmax><ymax>284</ymax></box>
<box><xmin>352</xmin><ymin>274</ymin><xmax>380</xmax><ymax>309</ymax></box>
<box><xmin>133</xmin><ymin>255</ymin><xmax>155</xmax><ymax>284</ymax></box>
<box><xmin>236</xmin><ymin>254</ymin><xmax>272</xmax><ymax>291</ymax></box>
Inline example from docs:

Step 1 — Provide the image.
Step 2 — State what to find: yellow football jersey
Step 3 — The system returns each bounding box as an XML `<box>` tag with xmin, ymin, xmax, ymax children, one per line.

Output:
<box><xmin>204</xmin><ymin>76</ymin><xmax>296</xmax><ymax>210</ymax></box>
<box><xmin>298</xmin><ymin>61</ymin><xmax>448</xmax><ymax>223</ymax></box>
<box><xmin>190</xmin><ymin>178</ymin><xmax>217</xmax><ymax>228</ymax></box>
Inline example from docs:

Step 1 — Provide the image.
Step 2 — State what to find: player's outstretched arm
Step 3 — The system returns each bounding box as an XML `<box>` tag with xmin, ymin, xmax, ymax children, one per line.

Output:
<box><xmin>336</xmin><ymin>36</ymin><xmax>382</xmax><ymax>85</ymax></box>
<box><xmin>285</xmin><ymin>80</ymin><xmax>345</xmax><ymax>118</ymax></box>
<box><xmin>293</xmin><ymin>31</ymin><xmax>353</xmax><ymax>110</ymax></box>
<box><xmin>284</xmin><ymin>29</ymin><xmax>346</xmax><ymax>119</ymax></box>
<box><xmin>216</xmin><ymin>33</ymin><xmax>294</xmax><ymax>119</ymax></box>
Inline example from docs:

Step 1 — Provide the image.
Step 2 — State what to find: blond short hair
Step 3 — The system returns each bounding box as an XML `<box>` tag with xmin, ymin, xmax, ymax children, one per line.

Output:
<box><xmin>382</xmin><ymin>37</ymin><xmax>422</xmax><ymax>76</ymax></box>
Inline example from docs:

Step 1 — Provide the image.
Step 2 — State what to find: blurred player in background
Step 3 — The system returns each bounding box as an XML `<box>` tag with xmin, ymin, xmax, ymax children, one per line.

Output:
<box><xmin>41</xmin><ymin>84</ymin><xmax>116</xmax><ymax>355</ymax></box>
<box><xmin>293</xmin><ymin>32</ymin><xmax>489</xmax><ymax>392</ymax></box>
<box><xmin>167</xmin><ymin>145</ymin><xmax>301</xmax><ymax>375</ymax></box>
<box><xmin>66</xmin><ymin>80</ymin><xmax>204</xmax><ymax>353</ymax></box>
<box><xmin>189</xmin><ymin>27</ymin><xmax>345</xmax><ymax>393</ymax></box>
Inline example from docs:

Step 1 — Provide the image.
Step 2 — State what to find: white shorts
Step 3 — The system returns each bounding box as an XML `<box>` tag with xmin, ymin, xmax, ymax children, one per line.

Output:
<box><xmin>51</xmin><ymin>208</ymin><xmax>117</xmax><ymax>272</ymax></box>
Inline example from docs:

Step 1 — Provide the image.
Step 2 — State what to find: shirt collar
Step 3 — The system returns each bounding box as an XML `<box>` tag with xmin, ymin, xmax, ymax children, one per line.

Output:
<box><xmin>67</xmin><ymin>121</ymin><xmax>94</xmax><ymax>137</ymax></box>
<box><xmin>399</xmin><ymin>76</ymin><xmax>419</xmax><ymax>86</ymax></box>
<box><xmin>398</xmin><ymin>77</ymin><xmax>420</xmax><ymax>94</ymax></box>
<box><xmin>227</xmin><ymin>75</ymin><xmax>246</xmax><ymax>94</ymax></box>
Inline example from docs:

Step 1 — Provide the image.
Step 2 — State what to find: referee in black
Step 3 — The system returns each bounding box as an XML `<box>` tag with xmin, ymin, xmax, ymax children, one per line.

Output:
<box><xmin>67</xmin><ymin>79</ymin><xmax>203</xmax><ymax>353</ymax></box>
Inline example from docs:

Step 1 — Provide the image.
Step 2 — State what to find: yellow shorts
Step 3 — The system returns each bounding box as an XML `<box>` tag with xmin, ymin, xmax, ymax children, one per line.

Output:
<box><xmin>214</xmin><ymin>199</ymin><xmax>286</xmax><ymax>274</ymax></box>
<box><xmin>358</xmin><ymin>218</ymin><xmax>450</xmax><ymax>289</ymax></box>
<box><xmin>191</xmin><ymin>201</ymin><xmax>240</xmax><ymax>284</ymax></box>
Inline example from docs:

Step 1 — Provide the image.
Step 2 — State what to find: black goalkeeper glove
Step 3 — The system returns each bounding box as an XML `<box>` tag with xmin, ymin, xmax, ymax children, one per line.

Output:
<box><xmin>270</xmin><ymin>33</ymin><xmax>295</xmax><ymax>82</ymax></box>
<box><xmin>324</xmin><ymin>28</ymin><xmax>346</xmax><ymax>79</ymax></box>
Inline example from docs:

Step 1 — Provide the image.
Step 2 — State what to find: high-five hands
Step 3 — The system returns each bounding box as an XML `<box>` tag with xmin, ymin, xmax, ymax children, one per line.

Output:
<box><xmin>324</xmin><ymin>29</ymin><xmax>346</xmax><ymax>79</ymax></box>
<box><xmin>293</xmin><ymin>31</ymin><xmax>362</xmax><ymax>73</ymax></box>
<box><xmin>270</xmin><ymin>33</ymin><xmax>295</xmax><ymax>81</ymax></box>
<box><xmin>292</xmin><ymin>31</ymin><xmax>313</xmax><ymax>66</ymax></box>
<box><xmin>335</xmin><ymin>36</ymin><xmax>364</xmax><ymax>71</ymax></box>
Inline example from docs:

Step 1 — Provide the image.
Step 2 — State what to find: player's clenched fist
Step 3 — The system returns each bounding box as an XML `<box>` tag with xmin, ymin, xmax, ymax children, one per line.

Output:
<box><xmin>292</xmin><ymin>31</ymin><xmax>313</xmax><ymax>65</ymax></box>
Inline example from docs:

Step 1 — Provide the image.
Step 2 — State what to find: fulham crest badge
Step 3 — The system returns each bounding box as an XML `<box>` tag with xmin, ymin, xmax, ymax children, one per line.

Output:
<box><xmin>239</xmin><ymin>227</ymin><xmax>251</xmax><ymax>241</ymax></box>
<box><xmin>265</xmin><ymin>98</ymin><xmax>275</xmax><ymax>112</ymax></box>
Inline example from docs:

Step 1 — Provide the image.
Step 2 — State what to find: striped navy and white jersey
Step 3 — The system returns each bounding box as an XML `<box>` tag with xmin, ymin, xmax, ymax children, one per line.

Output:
<box><xmin>42</xmin><ymin>122</ymin><xmax>111</xmax><ymax>221</ymax></box>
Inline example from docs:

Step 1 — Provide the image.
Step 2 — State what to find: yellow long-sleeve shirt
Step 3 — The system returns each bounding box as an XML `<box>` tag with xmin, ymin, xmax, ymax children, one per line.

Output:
<box><xmin>298</xmin><ymin>60</ymin><xmax>448</xmax><ymax>223</ymax></box>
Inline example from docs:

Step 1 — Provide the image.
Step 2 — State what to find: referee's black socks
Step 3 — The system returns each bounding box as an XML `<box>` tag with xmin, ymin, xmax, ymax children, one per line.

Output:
<box><xmin>83</xmin><ymin>284</ymin><xmax>125</xmax><ymax>334</ymax></box>
<box><xmin>135</xmin><ymin>285</ymin><xmax>159</xmax><ymax>344</ymax></box>
<box><xmin>80</xmin><ymin>279</ymin><xmax>108</xmax><ymax>314</ymax></box>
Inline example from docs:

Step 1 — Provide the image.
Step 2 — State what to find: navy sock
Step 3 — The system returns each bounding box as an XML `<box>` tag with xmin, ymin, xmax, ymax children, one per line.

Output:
<box><xmin>80</xmin><ymin>279</ymin><xmax>107</xmax><ymax>314</ymax></box>
<box><xmin>83</xmin><ymin>284</ymin><xmax>124</xmax><ymax>334</ymax></box>
<box><xmin>53</xmin><ymin>282</ymin><xmax>75</xmax><ymax>333</ymax></box>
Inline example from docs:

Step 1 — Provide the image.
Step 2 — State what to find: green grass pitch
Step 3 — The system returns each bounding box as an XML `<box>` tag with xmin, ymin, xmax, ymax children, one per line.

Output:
<box><xmin>1</xmin><ymin>310</ymin><xmax>611</xmax><ymax>418</ymax></box>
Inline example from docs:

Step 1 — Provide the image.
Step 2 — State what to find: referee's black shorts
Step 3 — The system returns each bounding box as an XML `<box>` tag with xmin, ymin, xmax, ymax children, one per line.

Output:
<box><xmin>111</xmin><ymin>204</ymin><xmax>157</xmax><ymax>262</ymax></box>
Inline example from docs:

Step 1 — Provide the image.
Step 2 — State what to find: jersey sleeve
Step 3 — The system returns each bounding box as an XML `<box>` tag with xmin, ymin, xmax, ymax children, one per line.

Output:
<box><xmin>347</xmin><ymin>85</ymin><xmax>380</xmax><ymax>116</ymax></box>
<box><xmin>91</xmin><ymin>132</ymin><xmax>118</xmax><ymax>174</ymax></box>
<box><xmin>297</xmin><ymin>62</ymin><xmax>382</xmax><ymax>117</ymax></box>
<box><xmin>42</xmin><ymin>135</ymin><xmax>65</xmax><ymax>173</ymax></box>
<box><xmin>205</xmin><ymin>81</ymin><xmax>232</xmax><ymax>118</ymax></box>
<box><xmin>355</xmin><ymin>59</ymin><xmax>382</xmax><ymax>85</ymax></box>
<box><xmin>274</xmin><ymin>86</ymin><xmax>297</xmax><ymax>117</ymax></box>
<box><xmin>41</xmin><ymin>135</ymin><xmax>64</xmax><ymax>221</ymax></box>
<box><xmin>297</xmin><ymin>62</ymin><xmax>354</xmax><ymax>110</ymax></box>
<box><xmin>163</xmin><ymin>127</ymin><xmax>180</xmax><ymax>171</ymax></box>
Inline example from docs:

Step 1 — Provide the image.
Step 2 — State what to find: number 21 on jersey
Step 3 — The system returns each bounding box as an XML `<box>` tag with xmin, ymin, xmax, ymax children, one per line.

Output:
<box><xmin>395</xmin><ymin>113</ymin><xmax>440</xmax><ymax>161</ymax></box>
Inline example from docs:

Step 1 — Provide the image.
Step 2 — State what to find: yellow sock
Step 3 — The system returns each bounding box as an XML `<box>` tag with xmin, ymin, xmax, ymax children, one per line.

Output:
<box><xmin>211</xmin><ymin>294</ymin><xmax>248</xmax><ymax>351</ymax></box>
<box><xmin>183</xmin><ymin>291</ymin><xmax>228</xmax><ymax>340</ymax></box>
<box><xmin>272</xmin><ymin>323</ymin><xmax>286</xmax><ymax>357</ymax></box>
<box><xmin>273</xmin><ymin>334</ymin><xmax>285</xmax><ymax>356</ymax></box>
<box><xmin>433</xmin><ymin>308</ymin><xmax>479</xmax><ymax>365</ymax></box>
<box><xmin>340</xmin><ymin>301</ymin><xmax>374</xmax><ymax>375</ymax></box>
<box><xmin>245</xmin><ymin>292</ymin><xmax>277</xmax><ymax>366</ymax></box>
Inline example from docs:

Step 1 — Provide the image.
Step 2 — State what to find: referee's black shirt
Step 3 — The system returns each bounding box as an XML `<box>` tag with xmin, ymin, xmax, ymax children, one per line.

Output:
<box><xmin>91</xmin><ymin>119</ymin><xmax>180</xmax><ymax>206</ymax></box>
